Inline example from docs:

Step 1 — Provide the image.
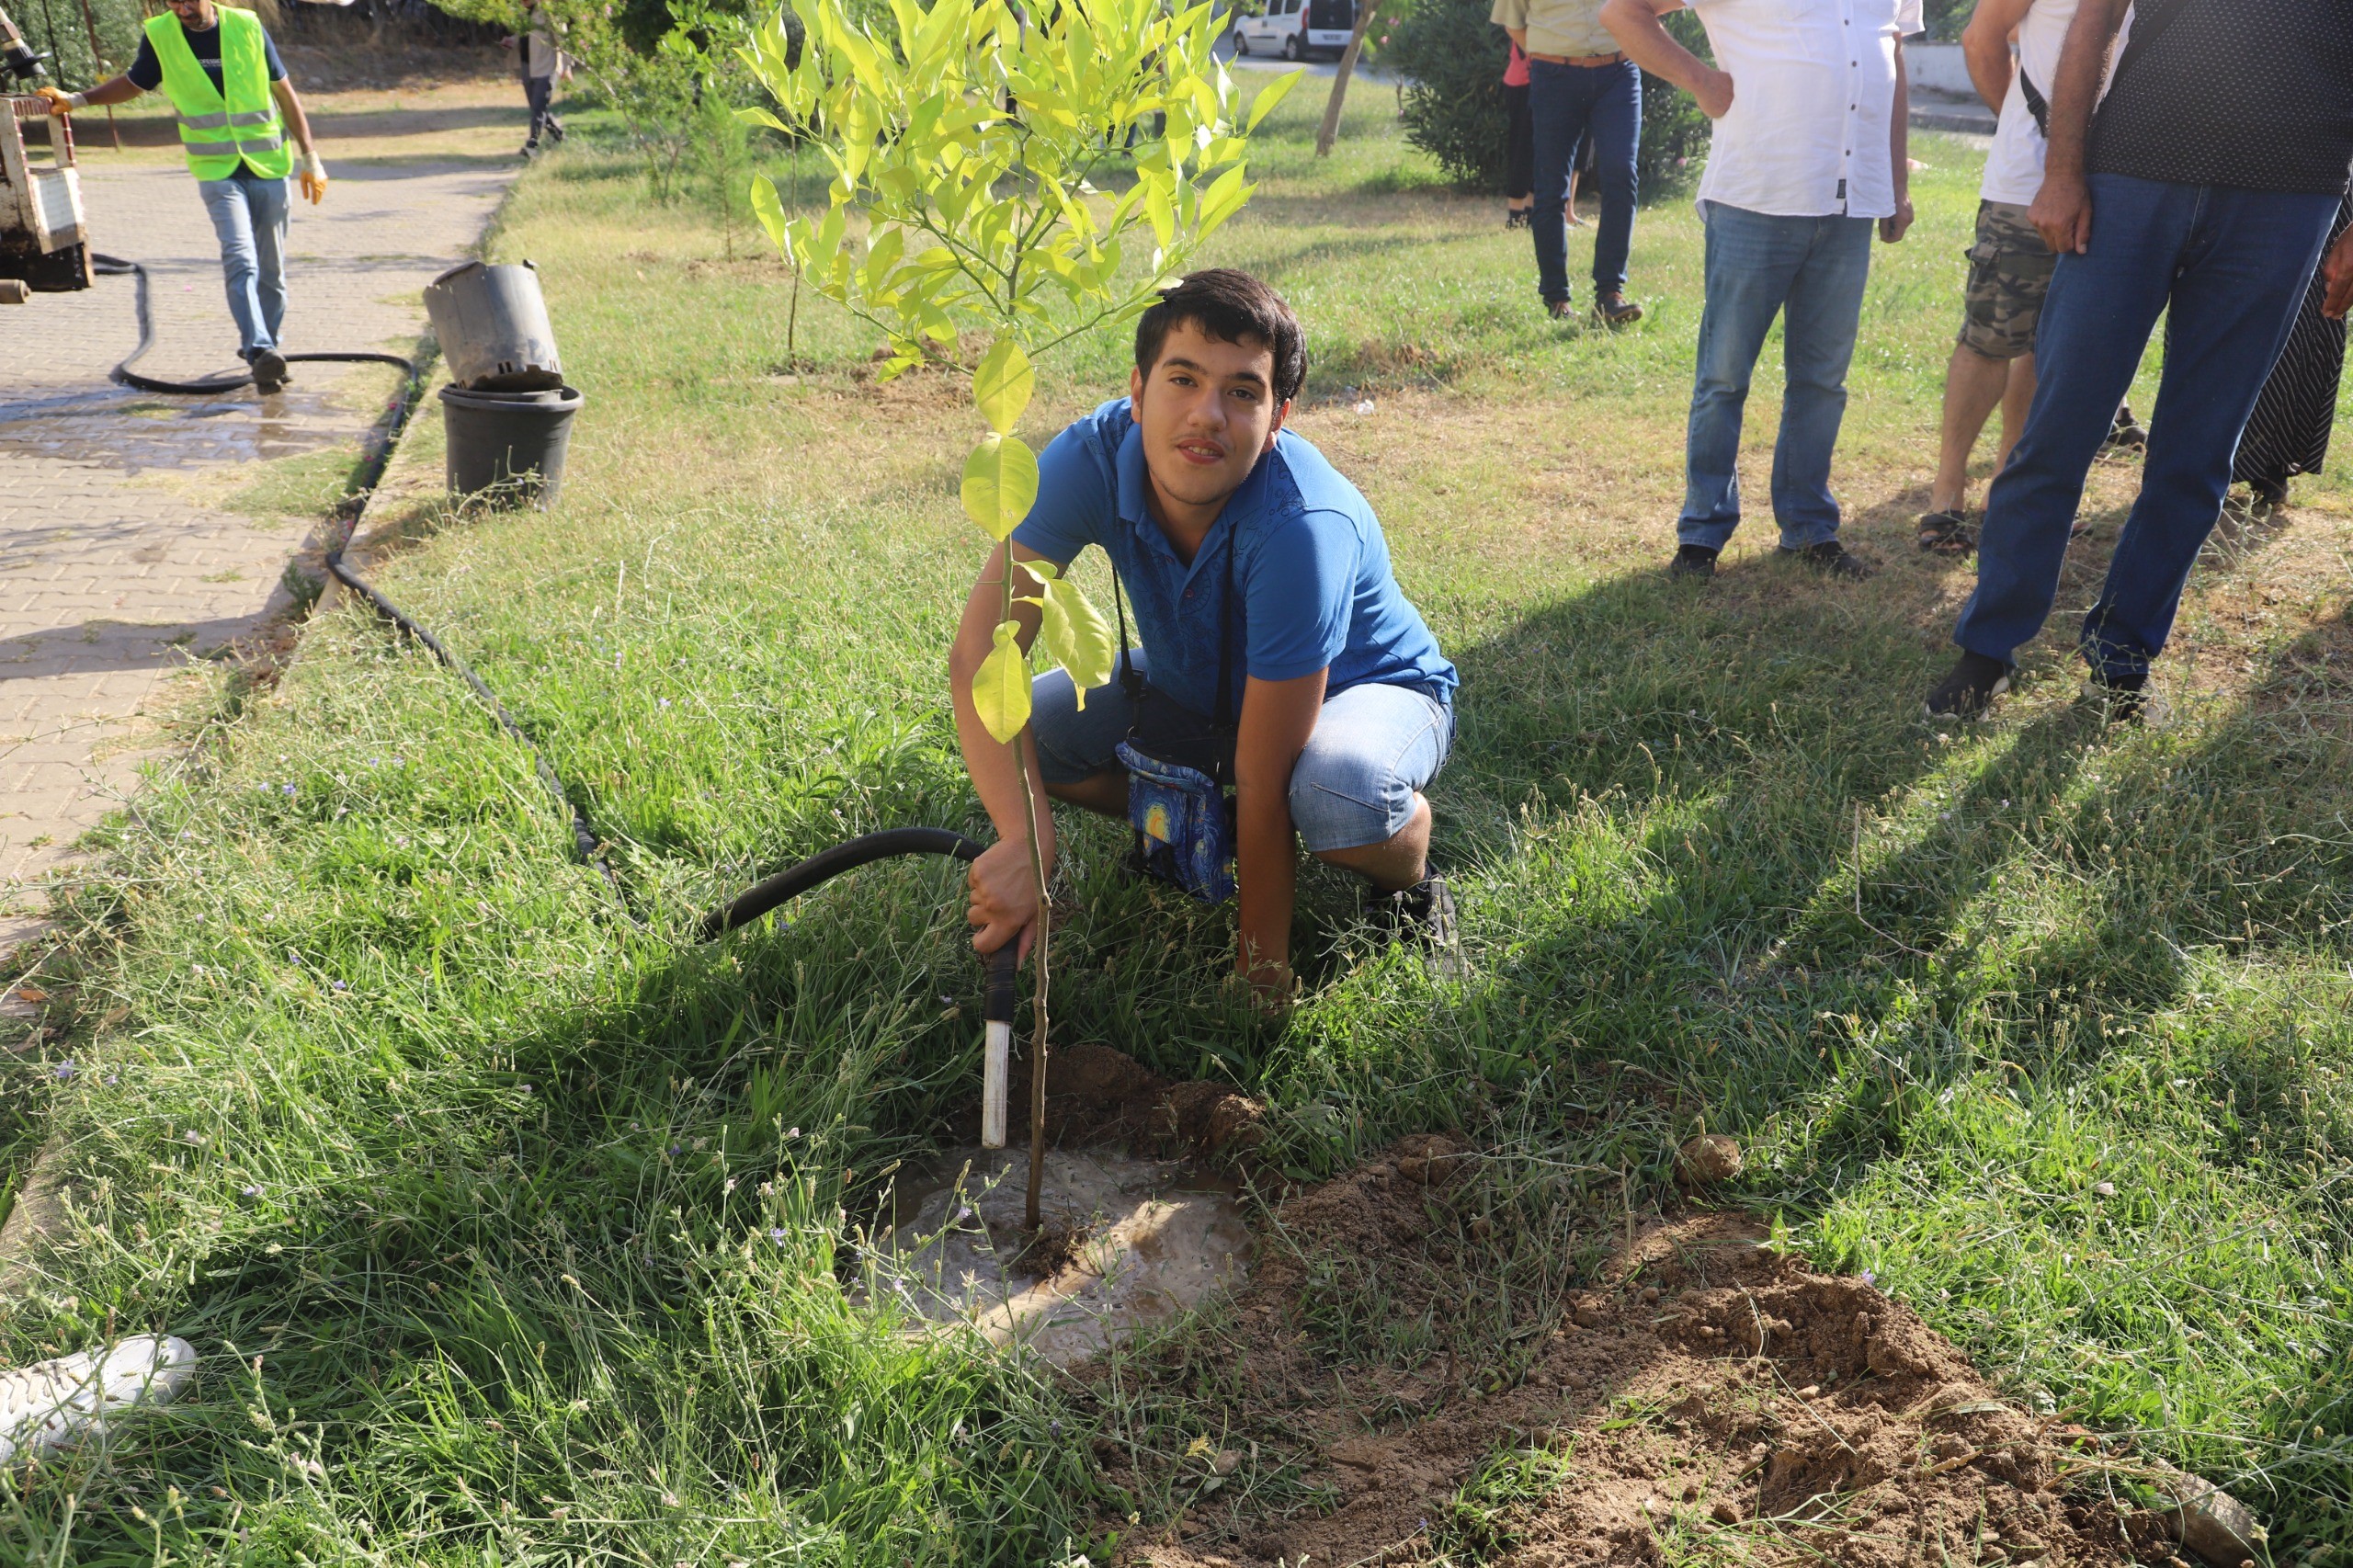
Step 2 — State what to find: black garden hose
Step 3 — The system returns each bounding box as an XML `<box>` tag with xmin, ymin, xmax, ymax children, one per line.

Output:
<box><xmin>89</xmin><ymin>254</ymin><xmax>417</xmax><ymax>394</ymax></box>
<box><xmin>79</xmin><ymin>251</ymin><xmax>1018</xmax><ymax>1004</ymax></box>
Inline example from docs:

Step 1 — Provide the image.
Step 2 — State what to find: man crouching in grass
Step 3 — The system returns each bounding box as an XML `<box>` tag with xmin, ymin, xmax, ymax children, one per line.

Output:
<box><xmin>951</xmin><ymin>269</ymin><xmax>1462</xmax><ymax>1002</ymax></box>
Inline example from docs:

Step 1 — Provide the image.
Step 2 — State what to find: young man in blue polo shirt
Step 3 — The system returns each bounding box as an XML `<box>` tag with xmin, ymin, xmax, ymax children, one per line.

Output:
<box><xmin>950</xmin><ymin>270</ymin><xmax>1461</xmax><ymax>1001</ymax></box>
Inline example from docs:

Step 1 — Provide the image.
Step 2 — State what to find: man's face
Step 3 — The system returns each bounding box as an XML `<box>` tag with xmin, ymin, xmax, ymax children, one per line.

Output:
<box><xmin>1129</xmin><ymin>321</ymin><xmax>1289</xmax><ymax>518</ymax></box>
<box><xmin>165</xmin><ymin>0</ymin><xmax>215</xmax><ymax>29</ymax></box>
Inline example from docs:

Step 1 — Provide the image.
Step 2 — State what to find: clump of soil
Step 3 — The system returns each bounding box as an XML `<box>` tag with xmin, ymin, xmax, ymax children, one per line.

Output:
<box><xmin>1105</xmin><ymin>1139</ymin><xmax>2175</xmax><ymax>1568</ymax></box>
<box><xmin>998</xmin><ymin>1041</ymin><xmax>1267</xmax><ymax>1164</ymax></box>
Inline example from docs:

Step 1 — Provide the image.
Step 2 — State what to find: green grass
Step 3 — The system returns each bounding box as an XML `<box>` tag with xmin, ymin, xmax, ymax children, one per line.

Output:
<box><xmin>5</xmin><ymin>74</ymin><xmax>2352</xmax><ymax>1565</ymax></box>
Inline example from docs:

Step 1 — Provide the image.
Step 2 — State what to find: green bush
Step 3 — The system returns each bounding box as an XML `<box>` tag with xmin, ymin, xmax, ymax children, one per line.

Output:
<box><xmin>1384</xmin><ymin>0</ymin><xmax>1711</xmax><ymax>201</ymax></box>
<box><xmin>10</xmin><ymin>0</ymin><xmax>147</xmax><ymax>93</ymax></box>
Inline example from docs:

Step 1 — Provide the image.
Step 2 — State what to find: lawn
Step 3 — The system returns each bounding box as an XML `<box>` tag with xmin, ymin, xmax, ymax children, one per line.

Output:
<box><xmin>3</xmin><ymin>67</ymin><xmax>2350</xmax><ymax>1566</ymax></box>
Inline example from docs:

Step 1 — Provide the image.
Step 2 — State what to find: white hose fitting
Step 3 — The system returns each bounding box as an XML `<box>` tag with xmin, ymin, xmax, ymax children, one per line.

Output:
<box><xmin>981</xmin><ymin>1019</ymin><xmax>1010</xmax><ymax>1149</ymax></box>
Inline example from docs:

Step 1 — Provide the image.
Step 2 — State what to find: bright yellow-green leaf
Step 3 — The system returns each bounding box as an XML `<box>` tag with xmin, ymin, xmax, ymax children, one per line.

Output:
<box><xmin>961</xmin><ymin>431</ymin><xmax>1040</xmax><ymax>540</ymax></box>
<box><xmin>1035</xmin><ymin>577</ymin><xmax>1116</xmax><ymax>705</ymax></box>
<box><xmin>973</xmin><ymin>340</ymin><xmax>1035</xmax><ymax>435</ymax></box>
<box><xmin>1246</xmin><ymin>68</ymin><xmax>1304</xmax><ymax>131</ymax></box>
<box><xmin>972</xmin><ymin>621</ymin><xmax>1033</xmax><ymax>743</ymax></box>
<box><xmin>750</xmin><ymin>176</ymin><xmax>789</xmax><ymax>252</ymax></box>
<box><xmin>736</xmin><ymin>106</ymin><xmax>792</xmax><ymax>133</ymax></box>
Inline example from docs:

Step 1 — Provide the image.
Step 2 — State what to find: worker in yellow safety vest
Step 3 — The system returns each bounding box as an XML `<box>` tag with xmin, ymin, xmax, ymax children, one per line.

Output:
<box><xmin>37</xmin><ymin>0</ymin><xmax>325</xmax><ymax>393</ymax></box>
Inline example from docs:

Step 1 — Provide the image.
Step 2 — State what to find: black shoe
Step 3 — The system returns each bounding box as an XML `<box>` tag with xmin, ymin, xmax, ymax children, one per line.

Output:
<box><xmin>1669</xmin><ymin>543</ymin><xmax>1719</xmax><ymax>580</ymax></box>
<box><xmin>546</xmin><ymin>120</ymin><xmax>566</xmax><ymax>143</ymax></box>
<box><xmin>2102</xmin><ymin>404</ymin><xmax>2147</xmax><ymax>453</ymax></box>
<box><xmin>1785</xmin><ymin>540</ymin><xmax>1875</xmax><ymax>580</ymax></box>
<box><xmin>520</xmin><ymin>141</ymin><xmax>540</xmax><ymax>159</ymax></box>
<box><xmin>1546</xmin><ymin>298</ymin><xmax>1576</xmax><ymax>321</ymax></box>
<box><xmin>1506</xmin><ymin>207</ymin><xmax>1529</xmax><ymax>230</ymax></box>
<box><xmin>1364</xmin><ymin>874</ymin><xmax>1464</xmax><ymax>978</ymax></box>
<box><xmin>250</xmin><ymin>349</ymin><xmax>289</xmax><ymax>393</ymax></box>
<box><xmin>2086</xmin><ymin>669</ymin><xmax>2158</xmax><ymax>725</ymax></box>
<box><xmin>1925</xmin><ymin>651</ymin><xmax>2014</xmax><ymax>721</ymax></box>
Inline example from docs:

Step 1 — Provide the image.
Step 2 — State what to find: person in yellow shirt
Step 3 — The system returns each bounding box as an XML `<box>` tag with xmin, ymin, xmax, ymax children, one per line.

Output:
<box><xmin>38</xmin><ymin>0</ymin><xmax>325</xmax><ymax>392</ymax></box>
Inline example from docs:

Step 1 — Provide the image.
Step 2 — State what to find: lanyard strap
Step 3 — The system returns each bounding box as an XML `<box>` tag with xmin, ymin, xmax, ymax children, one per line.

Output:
<box><xmin>1108</xmin><ymin>524</ymin><xmax>1239</xmax><ymax>727</ymax></box>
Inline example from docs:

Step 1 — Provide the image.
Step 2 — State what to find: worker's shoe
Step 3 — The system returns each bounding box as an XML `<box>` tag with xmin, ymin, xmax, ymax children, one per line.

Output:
<box><xmin>248</xmin><ymin>349</ymin><xmax>290</xmax><ymax>394</ymax></box>
<box><xmin>1924</xmin><ymin>650</ymin><xmax>2015</xmax><ymax>721</ymax></box>
<box><xmin>1593</xmin><ymin>290</ymin><xmax>1643</xmax><ymax>327</ymax></box>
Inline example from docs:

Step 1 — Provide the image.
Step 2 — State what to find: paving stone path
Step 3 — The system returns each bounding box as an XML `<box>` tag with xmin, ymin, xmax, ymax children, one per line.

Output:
<box><xmin>0</xmin><ymin>138</ymin><xmax>514</xmax><ymax>952</ymax></box>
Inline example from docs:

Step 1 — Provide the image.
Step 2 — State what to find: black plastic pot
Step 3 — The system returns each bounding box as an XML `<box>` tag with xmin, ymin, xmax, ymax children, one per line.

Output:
<box><xmin>439</xmin><ymin>383</ymin><xmax>582</xmax><ymax>507</ymax></box>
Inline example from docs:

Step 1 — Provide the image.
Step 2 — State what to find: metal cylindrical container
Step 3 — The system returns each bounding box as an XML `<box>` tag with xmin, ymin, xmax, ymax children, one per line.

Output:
<box><xmin>424</xmin><ymin>260</ymin><xmax>563</xmax><ymax>392</ymax></box>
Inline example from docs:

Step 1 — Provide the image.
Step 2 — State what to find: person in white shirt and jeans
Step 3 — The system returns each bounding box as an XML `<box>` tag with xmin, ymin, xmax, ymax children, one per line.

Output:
<box><xmin>1603</xmin><ymin>0</ymin><xmax>1918</xmax><ymax>581</ymax></box>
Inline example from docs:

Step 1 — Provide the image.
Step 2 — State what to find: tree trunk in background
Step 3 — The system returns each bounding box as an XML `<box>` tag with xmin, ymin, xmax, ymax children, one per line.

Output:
<box><xmin>1314</xmin><ymin>0</ymin><xmax>1384</xmax><ymax>157</ymax></box>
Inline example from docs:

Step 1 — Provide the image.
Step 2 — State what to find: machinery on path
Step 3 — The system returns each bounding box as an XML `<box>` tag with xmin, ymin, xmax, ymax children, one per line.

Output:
<box><xmin>0</xmin><ymin>2</ymin><xmax>93</xmax><ymax>306</ymax></box>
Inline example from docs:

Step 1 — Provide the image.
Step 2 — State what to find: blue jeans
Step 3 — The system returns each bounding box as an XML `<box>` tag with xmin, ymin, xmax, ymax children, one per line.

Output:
<box><xmin>1955</xmin><ymin>176</ymin><xmax>2341</xmax><ymax>681</ymax></box>
<box><xmin>196</xmin><ymin>168</ymin><xmax>290</xmax><ymax>358</ymax></box>
<box><xmin>1679</xmin><ymin>204</ymin><xmax>1876</xmax><ymax>551</ymax></box>
<box><xmin>1528</xmin><ymin>58</ymin><xmax>1640</xmax><ymax>304</ymax></box>
<box><xmin>1029</xmin><ymin>651</ymin><xmax>1455</xmax><ymax>853</ymax></box>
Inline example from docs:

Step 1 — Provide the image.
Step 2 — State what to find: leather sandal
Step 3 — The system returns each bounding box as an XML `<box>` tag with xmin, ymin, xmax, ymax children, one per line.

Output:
<box><xmin>1916</xmin><ymin>508</ymin><xmax>1974</xmax><ymax>556</ymax></box>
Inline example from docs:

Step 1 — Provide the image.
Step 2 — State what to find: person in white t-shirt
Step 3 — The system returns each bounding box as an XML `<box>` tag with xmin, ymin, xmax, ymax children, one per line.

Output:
<box><xmin>1603</xmin><ymin>0</ymin><xmax>1919</xmax><ymax>582</ymax></box>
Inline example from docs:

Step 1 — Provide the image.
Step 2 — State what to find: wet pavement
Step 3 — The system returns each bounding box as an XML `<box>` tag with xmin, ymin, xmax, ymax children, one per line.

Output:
<box><xmin>0</xmin><ymin>150</ymin><xmax>512</xmax><ymax>951</ymax></box>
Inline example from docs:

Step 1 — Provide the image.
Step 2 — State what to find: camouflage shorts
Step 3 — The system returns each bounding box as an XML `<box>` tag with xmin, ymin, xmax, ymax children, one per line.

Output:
<box><xmin>1958</xmin><ymin>200</ymin><xmax>2058</xmax><ymax>360</ymax></box>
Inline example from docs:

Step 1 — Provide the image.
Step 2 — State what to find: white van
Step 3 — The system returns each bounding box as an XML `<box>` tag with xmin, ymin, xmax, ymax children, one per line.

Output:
<box><xmin>1230</xmin><ymin>0</ymin><xmax>1358</xmax><ymax>62</ymax></box>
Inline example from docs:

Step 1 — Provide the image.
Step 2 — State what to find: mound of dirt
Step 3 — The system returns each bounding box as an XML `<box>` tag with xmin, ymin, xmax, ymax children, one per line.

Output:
<box><xmin>997</xmin><ymin>1041</ymin><xmax>1267</xmax><ymax>1163</ymax></box>
<box><xmin>1111</xmin><ymin>1140</ymin><xmax>2184</xmax><ymax>1568</ymax></box>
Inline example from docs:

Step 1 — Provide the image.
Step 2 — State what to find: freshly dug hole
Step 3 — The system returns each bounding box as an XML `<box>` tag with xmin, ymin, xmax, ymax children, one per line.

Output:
<box><xmin>1097</xmin><ymin>1141</ymin><xmax>2177</xmax><ymax>1568</ymax></box>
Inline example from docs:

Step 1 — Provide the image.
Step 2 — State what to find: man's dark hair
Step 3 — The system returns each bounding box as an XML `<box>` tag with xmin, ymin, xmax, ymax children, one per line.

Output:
<box><xmin>1133</xmin><ymin>268</ymin><xmax>1308</xmax><ymax>404</ymax></box>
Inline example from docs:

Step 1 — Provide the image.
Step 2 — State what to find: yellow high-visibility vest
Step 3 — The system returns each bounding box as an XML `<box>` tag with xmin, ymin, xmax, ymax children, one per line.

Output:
<box><xmin>145</xmin><ymin>7</ymin><xmax>291</xmax><ymax>182</ymax></box>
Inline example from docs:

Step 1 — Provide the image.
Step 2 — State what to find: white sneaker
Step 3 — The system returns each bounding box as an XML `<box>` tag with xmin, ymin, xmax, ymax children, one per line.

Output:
<box><xmin>0</xmin><ymin>1335</ymin><xmax>196</xmax><ymax>1464</ymax></box>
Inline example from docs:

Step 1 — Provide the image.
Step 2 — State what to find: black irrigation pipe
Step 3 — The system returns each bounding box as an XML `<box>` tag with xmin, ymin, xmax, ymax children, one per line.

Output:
<box><xmin>85</xmin><ymin>253</ymin><xmax>1014</xmax><ymax>985</ymax></box>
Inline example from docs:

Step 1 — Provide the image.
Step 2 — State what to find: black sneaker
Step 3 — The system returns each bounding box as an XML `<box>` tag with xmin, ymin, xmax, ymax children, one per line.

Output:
<box><xmin>2102</xmin><ymin>403</ymin><xmax>2147</xmax><ymax>453</ymax></box>
<box><xmin>1545</xmin><ymin>298</ymin><xmax>1576</xmax><ymax>322</ymax></box>
<box><xmin>250</xmin><ymin>349</ymin><xmax>290</xmax><ymax>393</ymax></box>
<box><xmin>1364</xmin><ymin>874</ymin><xmax>1464</xmax><ymax>978</ymax></box>
<box><xmin>1784</xmin><ymin>540</ymin><xmax>1875</xmax><ymax>580</ymax></box>
<box><xmin>1506</xmin><ymin>207</ymin><xmax>1529</xmax><ymax>230</ymax></box>
<box><xmin>2086</xmin><ymin>669</ymin><xmax>2158</xmax><ymax>725</ymax></box>
<box><xmin>1669</xmin><ymin>543</ymin><xmax>1719</xmax><ymax>580</ymax></box>
<box><xmin>1925</xmin><ymin>651</ymin><xmax>2014</xmax><ymax>721</ymax></box>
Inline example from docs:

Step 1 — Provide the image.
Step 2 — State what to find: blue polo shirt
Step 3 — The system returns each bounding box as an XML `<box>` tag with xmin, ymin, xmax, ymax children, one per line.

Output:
<box><xmin>1013</xmin><ymin>398</ymin><xmax>1458</xmax><ymax>721</ymax></box>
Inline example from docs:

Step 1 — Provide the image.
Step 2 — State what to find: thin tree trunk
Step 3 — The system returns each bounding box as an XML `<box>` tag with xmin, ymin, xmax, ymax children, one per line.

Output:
<box><xmin>1314</xmin><ymin>0</ymin><xmax>1385</xmax><ymax>157</ymax></box>
<box><xmin>72</xmin><ymin>0</ymin><xmax>119</xmax><ymax>150</ymax></box>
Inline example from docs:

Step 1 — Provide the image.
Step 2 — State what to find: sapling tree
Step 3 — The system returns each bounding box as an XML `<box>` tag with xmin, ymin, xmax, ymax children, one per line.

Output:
<box><xmin>742</xmin><ymin>0</ymin><xmax>1296</xmax><ymax>1231</ymax></box>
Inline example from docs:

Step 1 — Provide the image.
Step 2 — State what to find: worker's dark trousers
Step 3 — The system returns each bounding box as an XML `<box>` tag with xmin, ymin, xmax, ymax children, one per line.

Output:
<box><xmin>524</xmin><ymin>74</ymin><xmax>563</xmax><ymax>147</ymax></box>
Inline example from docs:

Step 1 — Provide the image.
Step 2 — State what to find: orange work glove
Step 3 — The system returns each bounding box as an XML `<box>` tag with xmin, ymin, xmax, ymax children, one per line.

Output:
<box><xmin>32</xmin><ymin>85</ymin><xmax>80</xmax><ymax>116</ymax></box>
<box><xmin>299</xmin><ymin>151</ymin><xmax>328</xmax><ymax>205</ymax></box>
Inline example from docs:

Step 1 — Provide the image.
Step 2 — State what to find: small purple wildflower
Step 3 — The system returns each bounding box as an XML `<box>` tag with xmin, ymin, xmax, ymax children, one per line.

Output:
<box><xmin>767</xmin><ymin>1227</ymin><xmax>788</xmax><ymax>1246</ymax></box>
<box><xmin>668</xmin><ymin>1142</ymin><xmax>682</xmax><ymax>1156</ymax></box>
<box><xmin>331</xmin><ymin>980</ymin><xmax>347</xmax><ymax>992</ymax></box>
<box><xmin>520</xmin><ymin>1082</ymin><xmax>534</xmax><ymax>1094</ymax></box>
<box><xmin>53</xmin><ymin>1059</ymin><xmax>74</xmax><ymax>1080</ymax></box>
<box><xmin>657</xmin><ymin>698</ymin><xmax>671</xmax><ymax>710</ymax></box>
<box><xmin>182</xmin><ymin>1130</ymin><xmax>202</xmax><ymax>1145</ymax></box>
<box><xmin>243</xmin><ymin>1184</ymin><xmax>261</xmax><ymax>1199</ymax></box>
<box><xmin>1860</xmin><ymin>1269</ymin><xmax>1876</xmax><ymax>1287</ymax></box>
<box><xmin>104</xmin><ymin>1074</ymin><xmax>119</xmax><ymax>1086</ymax></box>
<box><xmin>955</xmin><ymin>1205</ymin><xmax>974</xmax><ymax>1224</ymax></box>
<box><xmin>282</xmin><ymin>784</ymin><xmax>297</xmax><ymax>798</ymax></box>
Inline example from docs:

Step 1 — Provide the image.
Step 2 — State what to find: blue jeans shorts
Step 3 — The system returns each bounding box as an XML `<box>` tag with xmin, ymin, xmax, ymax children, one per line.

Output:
<box><xmin>1029</xmin><ymin>652</ymin><xmax>1454</xmax><ymax>853</ymax></box>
